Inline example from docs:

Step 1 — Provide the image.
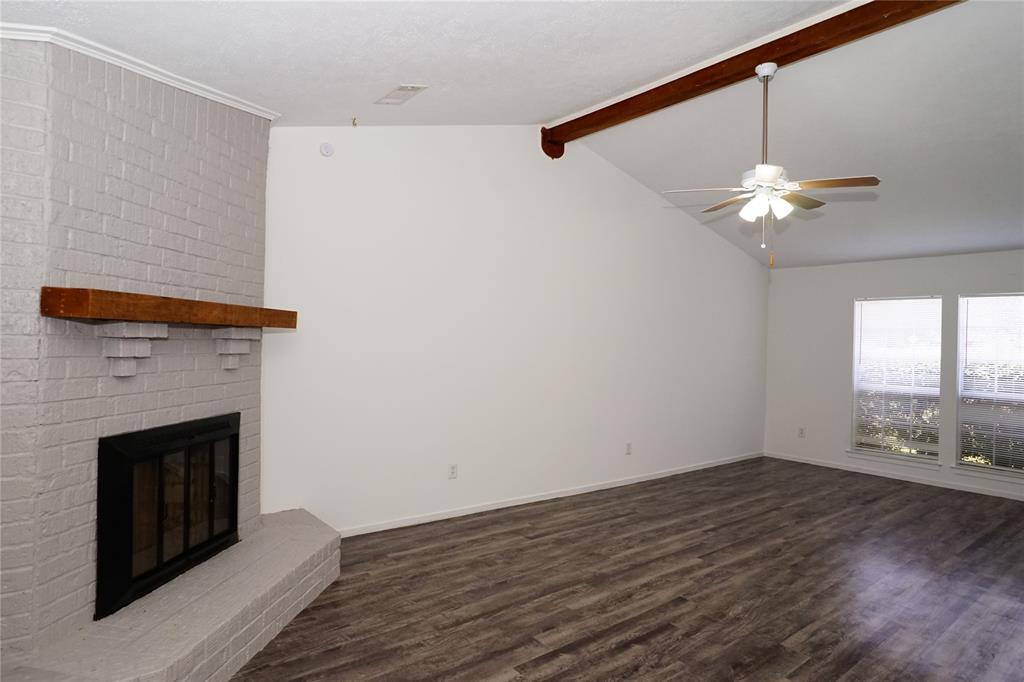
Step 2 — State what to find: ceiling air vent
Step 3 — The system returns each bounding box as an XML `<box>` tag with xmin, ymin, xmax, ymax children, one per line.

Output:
<box><xmin>375</xmin><ymin>85</ymin><xmax>428</xmax><ymax>105</ymax></box>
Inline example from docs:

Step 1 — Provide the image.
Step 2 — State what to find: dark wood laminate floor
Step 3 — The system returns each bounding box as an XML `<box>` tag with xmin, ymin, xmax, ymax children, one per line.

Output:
<box><xmin>234</xmin><ymin>458</ymin><xmax>1024</xmax><ymax>681</ymax></box>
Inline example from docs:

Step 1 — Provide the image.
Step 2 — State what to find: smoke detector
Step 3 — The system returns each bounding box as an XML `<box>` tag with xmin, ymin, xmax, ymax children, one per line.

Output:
<box><xmin>375</xmin><ymin>85</ymin><xmax>428</xmax><ymax>105</ymax></box>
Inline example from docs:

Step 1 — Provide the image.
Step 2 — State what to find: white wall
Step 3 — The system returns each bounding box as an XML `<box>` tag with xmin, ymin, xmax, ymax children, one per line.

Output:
<box><xmin>261</xmin><ymin>126</ymin><xmax>767</xmax><ymax>534</ymax></box>
<box><xmin>765</xmin><ymin>249</ymin><xmax>1024</xmax><ymax>499</ymax></box>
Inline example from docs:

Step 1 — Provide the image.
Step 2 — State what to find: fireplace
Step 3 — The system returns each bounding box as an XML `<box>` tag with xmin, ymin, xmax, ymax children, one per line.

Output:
<box><xmin>95</xmin><ymin>413</ymin><xmax>240</xmax><ymax>619</ymax></box>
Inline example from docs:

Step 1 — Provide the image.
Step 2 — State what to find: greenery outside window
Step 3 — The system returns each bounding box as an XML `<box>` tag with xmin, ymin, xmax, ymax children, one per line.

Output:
<box><xmin>852</xmin><ymin>297</ymin><xmax>942</xmax><ymax>458</ymax></box>
<box><xmin>958</xmin><ymin>294</ymin><xmax>1024</xmax><ymax>473</ymax></box>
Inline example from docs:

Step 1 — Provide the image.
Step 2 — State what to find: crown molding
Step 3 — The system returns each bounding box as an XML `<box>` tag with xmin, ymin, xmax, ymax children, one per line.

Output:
<box><xmin>0</xmin><ymin>23</ymin><xmax>280</xmax><ymax>120</ymax></box>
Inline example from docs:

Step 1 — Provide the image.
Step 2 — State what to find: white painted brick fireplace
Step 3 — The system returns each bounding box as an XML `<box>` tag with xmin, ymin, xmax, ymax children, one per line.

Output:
<box><xmin>1</xmin><ymin>37</ymin><xmax>339</xmax><ymax>679</ymax></box>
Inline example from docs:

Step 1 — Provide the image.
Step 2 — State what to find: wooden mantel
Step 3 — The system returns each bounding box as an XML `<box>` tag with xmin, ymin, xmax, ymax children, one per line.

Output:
<box><xmin>40</xmin><ymin>287</ymin><xmax>297</xmax><ymax>329</ymax></box>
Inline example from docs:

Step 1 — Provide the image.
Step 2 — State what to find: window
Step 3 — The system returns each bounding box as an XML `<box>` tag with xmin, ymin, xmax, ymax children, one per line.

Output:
<box><xmin>853</xmin><ymin>298</ymin><xmax>942</xmax><ymax>457</ymax></box>
<box><xmin>958</xmin><ymin>294</ymin><xmax>1024</xmax><ymax>472</ymax></box>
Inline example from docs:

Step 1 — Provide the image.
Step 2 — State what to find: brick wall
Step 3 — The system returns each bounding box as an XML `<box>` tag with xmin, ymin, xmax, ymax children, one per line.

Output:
<box><xmin>1</xmin><ymin>38</ymin><xmax>50</xmax><ymax>662</ymax></box>
<box><xmin>0</xmin><ymin>39</ymin><xmax>270</xmax><ymax>667</ymax></box>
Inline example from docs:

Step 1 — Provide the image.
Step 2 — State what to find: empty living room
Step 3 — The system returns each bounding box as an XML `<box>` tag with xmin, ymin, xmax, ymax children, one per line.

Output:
<box><xmin>1</xmin><ymin>0</ymin><xmax>1022</xmax><ymax>680</ymax></box>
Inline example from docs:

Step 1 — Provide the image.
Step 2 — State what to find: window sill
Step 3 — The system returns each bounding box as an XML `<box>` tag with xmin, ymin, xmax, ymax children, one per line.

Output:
<box><xmin>953</xmin><ymin>462</ymin><xmax>1024</xmax><ymax>482</ymax></box>
<box><xmin>846</xmin><ymin>449</ymin><xmax>942</xmax><ymax>470</ymax></box>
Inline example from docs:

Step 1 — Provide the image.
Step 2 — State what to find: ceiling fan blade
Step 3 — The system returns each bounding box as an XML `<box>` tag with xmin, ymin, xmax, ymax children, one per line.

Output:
<box><xmin>782</xmin><ymin>192</ymin><xmax>826</xmax><ymax>210</ymax></box>
<box><xmin>663</xmin><ymin>187</ymin><xmax>745</xmax><ymax>194</ymax></box>
<box><xmin>794</xmin><ymin>176</ymin><xmax>880</xmax><ymax>189</ymax></box>
<box><xmin>702</xmin><ymin>193</ymin><xmax>754</xmax><ymax>213</ymax></box>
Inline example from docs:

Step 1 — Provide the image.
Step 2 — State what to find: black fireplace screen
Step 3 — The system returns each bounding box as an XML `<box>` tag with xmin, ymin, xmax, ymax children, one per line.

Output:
<box><xmin>96</xmin><ymin>413</ymin><xmax>240</xmax><ymax>619</ymax></box>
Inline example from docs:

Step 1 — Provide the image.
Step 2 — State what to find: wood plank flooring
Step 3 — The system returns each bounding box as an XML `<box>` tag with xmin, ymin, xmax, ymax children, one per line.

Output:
<box><xmin>233</xmin><ymin>458</ymin><xmax>1024</xmax><ymax>681</ymax></box>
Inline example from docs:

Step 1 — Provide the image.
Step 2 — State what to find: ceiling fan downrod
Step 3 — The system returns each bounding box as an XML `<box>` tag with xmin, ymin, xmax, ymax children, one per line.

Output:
<box><xmin>755</xmin><ymin>62</ymin><xmax>777</xmax><ymax>165</ymax></box>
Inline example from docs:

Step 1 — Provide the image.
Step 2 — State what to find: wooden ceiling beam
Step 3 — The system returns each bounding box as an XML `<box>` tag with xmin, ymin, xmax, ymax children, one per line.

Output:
<box><xmin>540</xmin><ymin>0</ymin><xmax>962</xmax><ymax>159</ymax></box>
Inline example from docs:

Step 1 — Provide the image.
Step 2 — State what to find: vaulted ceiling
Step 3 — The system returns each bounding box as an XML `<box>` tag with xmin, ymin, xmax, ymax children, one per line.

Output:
<box><xmin>582</xmin><ymin>1</ymin><xmax>1024</xmax><ymax>267</ymax></box>
<box><xmin>4</xmin><ymin>1</ymin><xmax>1021</xmax><ymax>267</ymax></box>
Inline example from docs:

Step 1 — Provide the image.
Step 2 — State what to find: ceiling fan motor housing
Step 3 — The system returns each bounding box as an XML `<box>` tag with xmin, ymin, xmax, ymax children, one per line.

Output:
<box><xmin>742</xmin><ymin>164</ymin><xmax>787</xmax><ymax>189</ymax></box>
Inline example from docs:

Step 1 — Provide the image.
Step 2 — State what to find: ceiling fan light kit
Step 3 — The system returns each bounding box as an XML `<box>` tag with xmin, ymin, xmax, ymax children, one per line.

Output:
<box><xmin>663</xmin><ymin>61</ymin><xmax>881</xmax><ymax>264</ymax></box>
<box><xmin>738</xmin><ymin>193</ymin><xmax>770</xmax><ymax>222</ymax></box>
<box><xmin>769</xmin><ymin>195</ymin><xmax>794</xmax><ymax>220</ymax></box>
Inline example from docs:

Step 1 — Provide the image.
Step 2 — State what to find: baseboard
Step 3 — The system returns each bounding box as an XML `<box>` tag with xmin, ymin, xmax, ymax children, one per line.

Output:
<box><xmin>337</xmin><ymin>451</ymin><xmax>764</xmax><ymax>537</ymax></box>
<box><xmin>765</xmin><ymin>451</ymin><xmax>1024</xmax><ymax>501</ymax></box>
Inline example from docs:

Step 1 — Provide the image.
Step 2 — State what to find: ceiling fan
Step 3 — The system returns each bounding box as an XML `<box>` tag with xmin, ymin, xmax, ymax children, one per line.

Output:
<box><xmin>663</xmin><ymin>62</ymin><xmax>880</xmax><ymax>258</ymax></box>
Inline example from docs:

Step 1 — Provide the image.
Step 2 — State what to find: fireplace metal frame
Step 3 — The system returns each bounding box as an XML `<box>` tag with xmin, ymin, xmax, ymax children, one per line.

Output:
<box><xmin>95</xmin><ymin>413</ymin><xmax>240</xmax><ymax>619</ymax></box>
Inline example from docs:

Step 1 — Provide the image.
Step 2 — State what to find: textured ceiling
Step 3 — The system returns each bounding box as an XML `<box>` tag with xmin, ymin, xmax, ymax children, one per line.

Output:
<box><xmin>3</xmin><ymin>1</ymin><xmax>1020</xmax><ymax>267</ymax></box>
<box><xmin>583</xmin><ymin>0</ymin><xmax>1024</xmax><ymax>267</ymax></box>
<box><xmin>2</xmin><ymin>0</ymin><xmax>839</xmax><ymax>126</ymax></box>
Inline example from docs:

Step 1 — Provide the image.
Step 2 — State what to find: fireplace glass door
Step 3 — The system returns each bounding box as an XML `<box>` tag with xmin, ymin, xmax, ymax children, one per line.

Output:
<box><xmin>132</xmin><ymin>459</ymin><xmax>159</xmax><ymax>576</ymax></box>
<box><xmin>163</xmin><ymin>450</ymin><xmax>186</xmax><ymax>563</ymax></box>
<box><xmin>129</xmin><ymin>444</ymin><xmax>229</xmax><ymax>579</ymax></box>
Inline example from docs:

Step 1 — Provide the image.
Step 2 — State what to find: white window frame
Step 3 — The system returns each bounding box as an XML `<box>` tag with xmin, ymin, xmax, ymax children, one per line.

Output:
<box><xmin>850</xmin><ymin>295</ymin><xmax>943</xmax><ymax>461</ymax></box>
<box><xmin>955</xmin><ymin>292</ymin><xmax>1024</xmax><ymax>478</ymax></box>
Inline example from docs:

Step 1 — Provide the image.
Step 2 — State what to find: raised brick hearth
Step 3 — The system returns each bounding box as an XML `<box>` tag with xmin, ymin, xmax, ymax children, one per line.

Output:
<box><xmin>7</xmin><ymin>510</ymin><xmax>340</xmax><ymax>682</ymax></box>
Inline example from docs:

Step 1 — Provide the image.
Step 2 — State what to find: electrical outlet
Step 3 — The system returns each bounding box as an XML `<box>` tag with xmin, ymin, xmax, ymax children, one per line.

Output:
<box><xmin>798</xmin><ymin>427</ymin><xmax>807</xmax><ymax>439</ymax></box>
<box><xmin>448</xmin><ymin>464</ymin><xmax>458</xmax><ymax>480</ymax></box>
<box><xmin>625</xmin><ymin>442</ymin><xmax>632</xmax><ymax>456</ymax></box>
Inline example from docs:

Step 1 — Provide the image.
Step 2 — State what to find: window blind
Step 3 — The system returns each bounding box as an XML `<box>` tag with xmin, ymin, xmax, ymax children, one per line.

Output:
<box><xmin>958</xmin><ymin>294</ymin><xmax>1024</xmax><ymax>472</ymax></box>
<box><xmin>853</xmin><ymin>298</ymin><xmax>942</xmax><ymax>457</ymax></box>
